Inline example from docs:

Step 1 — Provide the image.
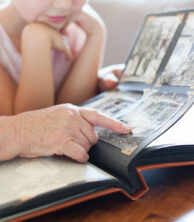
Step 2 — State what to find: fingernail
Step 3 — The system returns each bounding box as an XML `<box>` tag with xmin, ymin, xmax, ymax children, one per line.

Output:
<box><xmin>122</xmin><ymin>124</ymin><xmax>132</xmax><ymax>133</ymax></box>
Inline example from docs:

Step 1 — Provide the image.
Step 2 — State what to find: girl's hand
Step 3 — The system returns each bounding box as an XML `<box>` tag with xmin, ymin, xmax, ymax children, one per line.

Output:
<box><xmin>98</xmin><ymin>64</ymin><xmax>125</xmax><ymax>92</ymax></box>
<box><xmin>22</xmin><ymin>23</ymin><xmax>73</xmax><ymax>60</ymax></box>
<box><xmin>67</xmin><ymin>4</ymin><xmax>106</xmax><ymax>36</ymax></box>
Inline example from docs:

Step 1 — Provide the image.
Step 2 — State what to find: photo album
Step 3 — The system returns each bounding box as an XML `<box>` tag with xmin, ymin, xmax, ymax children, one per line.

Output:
<box><xmin>1</xmin><ymin>9</ymin><xmax>194</xmax><ymax>222</ymax></box>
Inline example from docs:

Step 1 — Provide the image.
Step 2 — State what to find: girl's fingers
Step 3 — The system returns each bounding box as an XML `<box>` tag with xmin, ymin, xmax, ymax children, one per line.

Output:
<box><xmin>62</xmin><ymin>37</ymin><xmax>73</xmax><ymax>60</ymax></box>
<box><xmin>98</xmin><ymin>80</ymin><xmax>107</xmax><ymax>92</ymax></box>
<box><xmin>99</xmin><ymin>73</ymin><xmax>118</xmax><ymax>91</ymax></box>
<box><xmin>113</xmin><ymin>69</ymin><xmax>122</xmax><ymax>78</ymax></box>
<box><xmin>105</xmin><ymin>79</ymin><xmax>118</xmax><ymax>88</ymax></box>
<box><xmin>98</xmin><ymin>63</ymin><xmax>125</xmax><ymax>77</ymax></box>
<box><xmin>51</xmin><ymin>31</ymin><xmax>73</xmax><ymax>60</ymax></box>
<box><xmin>102</xmin><ymin>72</ymin><xmax>118</xmax><ymax>82</ymax></box>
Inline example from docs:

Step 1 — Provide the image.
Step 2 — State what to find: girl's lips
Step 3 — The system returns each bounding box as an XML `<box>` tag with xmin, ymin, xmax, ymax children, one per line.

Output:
<box><xmin>46</xmin><ymin>15</ymin><xmax>67</xmax><ymax>23</ymax></box>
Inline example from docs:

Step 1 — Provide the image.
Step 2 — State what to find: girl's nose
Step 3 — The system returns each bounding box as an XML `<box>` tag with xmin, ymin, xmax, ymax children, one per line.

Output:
<box><xmin>53</xmin><ymin>0</ymin><xmax>72</xmax><ymax>9</ymax></box>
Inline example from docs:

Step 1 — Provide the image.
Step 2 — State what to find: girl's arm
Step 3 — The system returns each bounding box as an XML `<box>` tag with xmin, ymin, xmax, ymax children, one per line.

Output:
<box><xmin>14</xmin><ymin>23</ymin><xmax>72</xmax><ymax>114</ymax></box>
<box><xmin>56</xmin><ymin>6</ymin><xmax>106</xmax><ymax>105</ymax></box>
<box><xmin>14</xmin><ymin>25</ymin><xmax>54</xmax><ymax>114</ymax></box>
<box><xmin>0</xmin><ymin>66</ymin><xmax>16</xmax><ymax>115</ymax></box>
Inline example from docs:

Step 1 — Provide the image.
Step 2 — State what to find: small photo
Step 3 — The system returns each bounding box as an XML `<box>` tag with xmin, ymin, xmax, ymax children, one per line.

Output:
<box><xmin>122</xmin><ymin>14</ymin><xmax>183</xmax><ymax>84</ymax></box>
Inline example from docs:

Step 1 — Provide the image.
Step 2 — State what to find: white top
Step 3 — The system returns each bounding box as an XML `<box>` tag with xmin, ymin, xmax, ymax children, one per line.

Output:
<box><xmin>0</xmin><ymin>23</ymin><xmax>86</xmax><ymax>92</ymax></box>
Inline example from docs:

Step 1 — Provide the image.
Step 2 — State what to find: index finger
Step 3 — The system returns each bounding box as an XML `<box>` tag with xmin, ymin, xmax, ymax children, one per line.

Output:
<box><xmin>80</xmin><ymin>108</ymin><xmax>132</xmax><ymax>134</ymax></box>
<box><xmin>63</xmin><ymin>37</ymin><xmax>72</xmax><ymax>60</ymax></box>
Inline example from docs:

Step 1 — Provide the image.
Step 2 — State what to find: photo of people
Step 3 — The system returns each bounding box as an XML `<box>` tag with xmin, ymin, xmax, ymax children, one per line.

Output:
<box><xmin>158</xmin><ymin>13</ymin><xmax>194</xmax><ymax>87</ymax></box>
<box><xmin>122</xmin><ymin>15</ymin><xmax>182</xmax><ymax>84</ymax></box>
<box><xmin>95</xmin><ymin>91</ymin><xmax>188</xmax><ymax>152</ymax></box>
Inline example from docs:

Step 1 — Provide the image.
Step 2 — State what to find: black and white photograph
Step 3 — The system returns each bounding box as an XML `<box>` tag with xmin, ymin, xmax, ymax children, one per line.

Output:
<box><xmin>158</xmin><ymin>13</ymin><xmax>194</xmax><ymax>87</ymax></box>
<box><xmin>122</xmin><ymin>15</ymin><xmax>182</xmax><ymax>84</ymax></box>
<box><xmin>85</xmin><ymin>91</ymin><xmax>142</xmax><ymax>118</ymax></box>
<box><xmin>95</xmin><ymin>91</ymin><xmax>188</xmax><ymax>152</ymax></box>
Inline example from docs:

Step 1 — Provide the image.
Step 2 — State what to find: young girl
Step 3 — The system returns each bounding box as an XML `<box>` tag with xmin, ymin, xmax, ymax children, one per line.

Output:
<box><xmin>0</xmin><ymin>0</ymin><xmax>114</xmax><ymax>115</ymax></box>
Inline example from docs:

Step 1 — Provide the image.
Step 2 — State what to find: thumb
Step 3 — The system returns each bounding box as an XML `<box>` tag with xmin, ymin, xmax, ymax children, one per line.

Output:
<box><xmin>53</xmin><ymin>34</ymin><xmax>73</xmax><ymax>60</ymax></box>
<box><xmin>62</xmin><ymin>36</ymin><xmax>73</xmax><ymax>60</ymax></box>
<box><xmin>98</xmin><ymin>73</ymin><xmax>118</xmax><ymax>92</ymax></box>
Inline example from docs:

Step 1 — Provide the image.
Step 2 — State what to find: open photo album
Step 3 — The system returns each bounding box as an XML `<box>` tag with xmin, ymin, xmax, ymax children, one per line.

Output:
<box><xmin>1</xmin><ymin>9</ymin><xmax>194</xmax><ymax>222</ymax></box>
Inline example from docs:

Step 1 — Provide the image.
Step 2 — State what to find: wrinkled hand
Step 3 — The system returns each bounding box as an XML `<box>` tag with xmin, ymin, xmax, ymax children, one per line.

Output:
<box><xmin>98</xmin><ymin>64</ymin><xmax>125</xmax><ymax>92</ymax></box>
<box><xmin>14</xmin><ymin>104</ymin><xmax>131</xmax><ymax>163</ymax></box>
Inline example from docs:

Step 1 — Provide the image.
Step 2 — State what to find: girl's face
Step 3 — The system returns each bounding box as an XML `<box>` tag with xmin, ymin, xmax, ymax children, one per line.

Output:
<box><xmin>13</xmin><ymin>0</ymin><xmax>86</xmax><ymax>29</ymax></box>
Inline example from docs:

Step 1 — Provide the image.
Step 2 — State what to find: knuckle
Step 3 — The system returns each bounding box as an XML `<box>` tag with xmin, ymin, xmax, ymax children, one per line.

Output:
<box><xmin>54</xmin><ymin>107</ymin><xmax>66</xmax><ymax>116</ymax></box>
<box><xmin>56</xmin><ymin>105</ymin><xmax>78</xmax><ymax>118</ymax></box>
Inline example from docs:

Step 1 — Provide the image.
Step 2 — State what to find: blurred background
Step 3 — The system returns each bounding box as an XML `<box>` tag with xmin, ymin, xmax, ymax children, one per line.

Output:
<box><xmin>0</xmin><ymin>0</ymin><xmax>10</xmax><ymax>7</ymax></box>
<box><xmin>89</xmin><ymin>0</ymin><xmax>194</xmax><ymax>66</ymax></box>
<box><xmin>0</xmin><ymin>0</ymin><xmax>194</xmax><ymax>66</ymax></box>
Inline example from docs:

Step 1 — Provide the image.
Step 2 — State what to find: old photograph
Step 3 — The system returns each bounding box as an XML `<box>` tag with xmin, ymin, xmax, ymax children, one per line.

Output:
<box><xmin>96</xmin><ymin>91</ymin><xmax>188</xmax><ymax>152</ymax></box>
<box><xmin>84</xmin><ymin>90</ymin><xmax>142</xmax><ymax>118</ymax></box>
<box><xmin>158</xmin><ymin>13</ymin><xmax>194</xmax><ymax>87</ymax></box>
<box><xmin>121</xmin><ymin>15</ymin><xmax>182</xmax><ymax>84</ymax></box>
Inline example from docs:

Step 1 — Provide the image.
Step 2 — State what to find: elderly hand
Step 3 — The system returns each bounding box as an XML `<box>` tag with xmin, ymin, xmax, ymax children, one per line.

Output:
<box><xmin>98</xmin><ymin>64</ymin><xmax>125</xmax><ymax>92</ymax></box>
<box><xmin>9</xmin><ymin>104</ymin><xmax>131</xmax><ymax>163</ymax></box>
